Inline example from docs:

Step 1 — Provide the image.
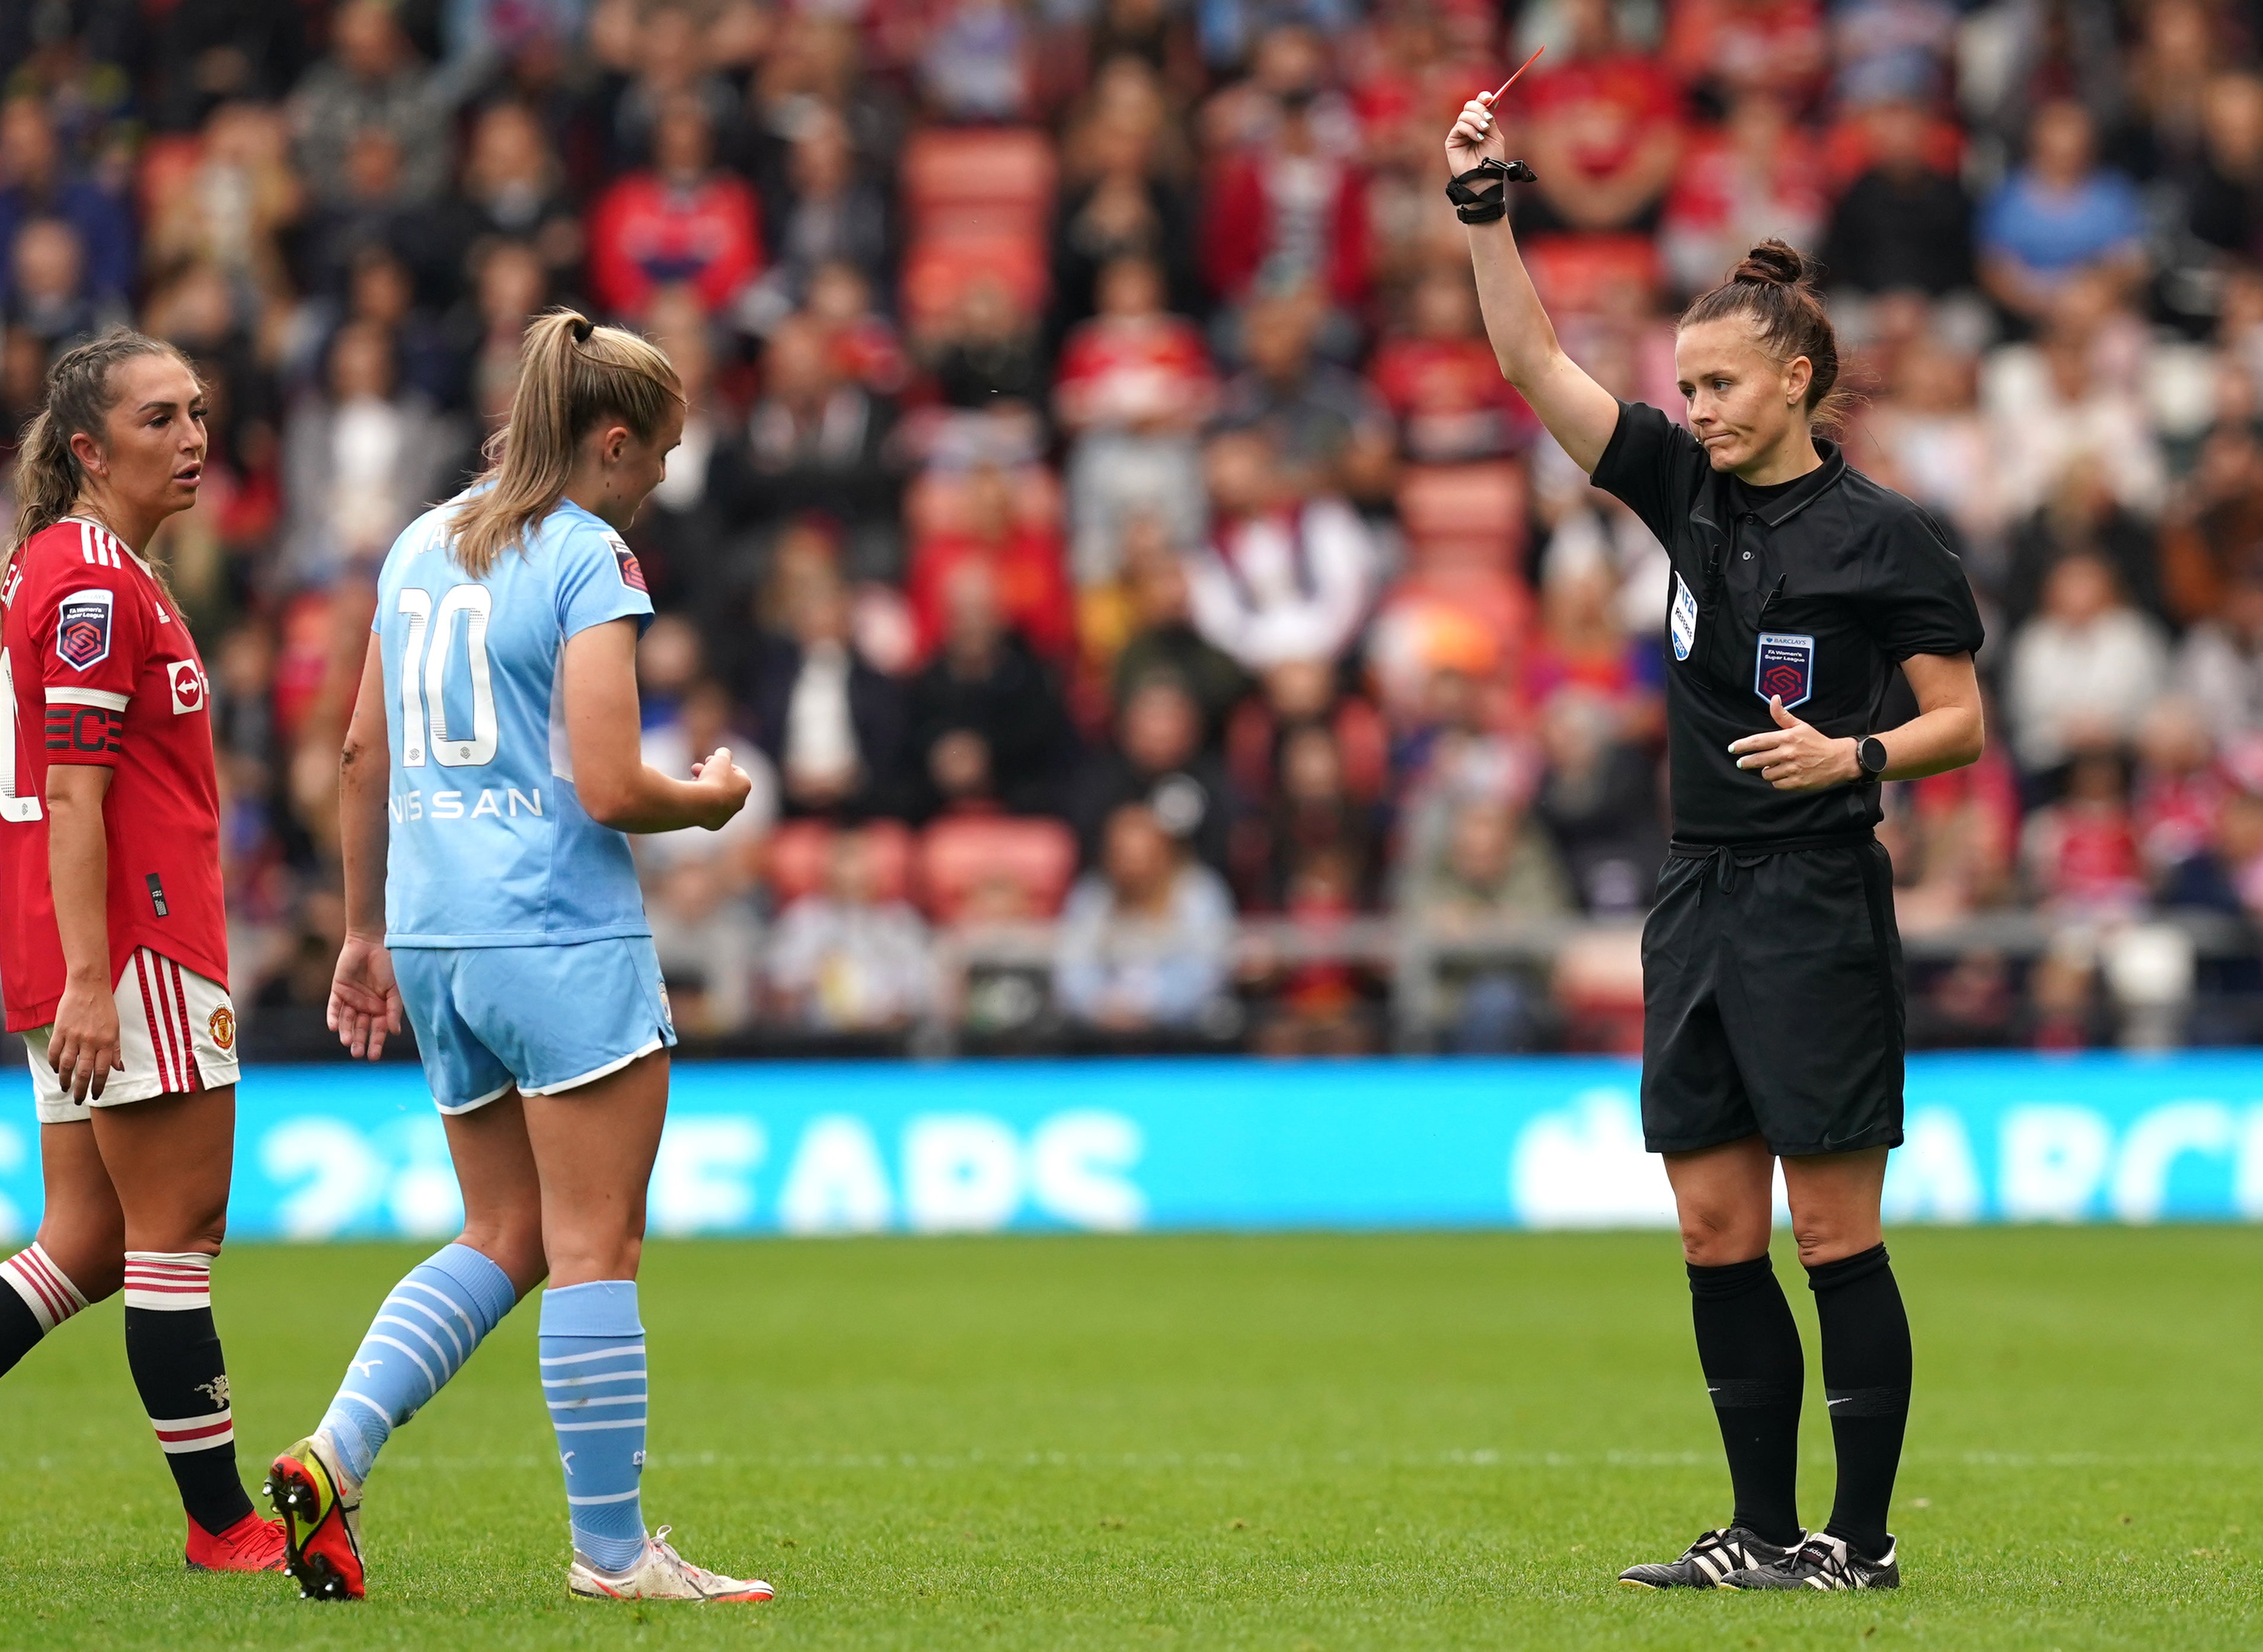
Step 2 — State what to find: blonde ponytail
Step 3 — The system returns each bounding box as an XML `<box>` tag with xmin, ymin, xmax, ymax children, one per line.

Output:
<box><xmin>448</xmin><ymin>309</ymin><xmax>683</xmax><ymax>577</ymax></box>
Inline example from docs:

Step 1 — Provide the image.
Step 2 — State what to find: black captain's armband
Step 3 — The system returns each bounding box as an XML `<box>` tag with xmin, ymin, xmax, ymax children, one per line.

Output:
<box><xmin>1445</xmin><ymin>158</ymin><xmax>1537</xmax><ymax>223</ymax></box>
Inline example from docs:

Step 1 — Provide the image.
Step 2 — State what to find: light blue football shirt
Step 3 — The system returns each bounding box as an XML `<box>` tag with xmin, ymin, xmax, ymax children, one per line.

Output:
<box><xmin>374</xmin><ymin>494</ymin><xmax>655</xmax><ymax>948</ymax></box>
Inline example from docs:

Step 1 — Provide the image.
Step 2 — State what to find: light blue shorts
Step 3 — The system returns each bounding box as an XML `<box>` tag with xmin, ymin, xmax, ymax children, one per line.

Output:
<box><xmin>392</xmin><ymin>936</ymin><xmax>678</xmax><ymax>1113</ymax></box>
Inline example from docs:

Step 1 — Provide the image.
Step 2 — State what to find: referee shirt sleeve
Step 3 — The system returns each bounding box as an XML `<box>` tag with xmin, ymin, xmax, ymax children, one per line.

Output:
<box><xmin>1857</xmin><ymin>505</ymin><xmax>1987</xmax><ymax>662</ymax></box>
<box><xmin>1587</xmin><ymin>399</ymin><xmax>1711</xmax><ymax>549</ymax></box>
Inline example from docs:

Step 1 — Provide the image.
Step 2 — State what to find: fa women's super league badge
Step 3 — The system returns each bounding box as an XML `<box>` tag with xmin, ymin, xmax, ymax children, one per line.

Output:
<box><xmin>1754</xmin><ymin>631</ymin><xmax>1814</xmax><ymax>710</ymax></box>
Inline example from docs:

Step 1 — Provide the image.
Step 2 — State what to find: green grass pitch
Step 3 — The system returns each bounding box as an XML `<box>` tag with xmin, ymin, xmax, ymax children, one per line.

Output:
<box><xmin>0</xmin><ymin>1226</ymin><xmax>2254</xmax><ymax>1651</ymax></box>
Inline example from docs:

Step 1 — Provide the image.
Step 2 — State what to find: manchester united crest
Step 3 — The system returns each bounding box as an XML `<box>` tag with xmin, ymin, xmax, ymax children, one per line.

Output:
<box><xmin>208</xmin><ymin>1005</ymin><xmax>236</xmax><ymax>1052</ymax></box>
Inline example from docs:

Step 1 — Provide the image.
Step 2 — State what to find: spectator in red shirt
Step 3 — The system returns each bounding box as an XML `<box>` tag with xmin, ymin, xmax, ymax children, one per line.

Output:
<box><xmin>1658</xmin><ymin>92</ymin><xmax>1828</xmax><ymax>296</ymax></box>
<box><xmin>587</xmin><ymin>92</ymin><xmax>763</xmax><ymax>321</ymax></box>
<box><xmin>1056</xmin><ymin>256</ymin><xmax>1217</xmax><ymax>433</ymax></box>
<box><xmin>1514</xmin><ymin>0</ymin><xmax>1683</xmax><ymax>235</ymax></box>
<box><xmin>805</xmin><ymin>260</ymin><xmax>910</xmax><ymax>397</ymax></box>
<box><xmin>1664</xmin><ymin>0</ymin><xmax>1828</xmax><ymax>114</ymax></box>
<box><xmin>1895</xmin><ymin>723</ymin><xmax>2023</xmax><ymax>925</ymax></box>
<box><xmin>1367</xmin><ymin>270</ymin><xmax>1535</xmax><ymax>463</ymax></box>
<box><xmin>1058</xmin><ymin>255</ymin><xmax>1215</xmax><ymax>584</ymax></box>
<box><xmin>2133</xmin><ymin>697</ymin><xmax>2228</xmax><ymax>902</ymax></box>
<box><xmin>1820</xmin><ymin>94</ymin><xmax>1977</xmax><ymax>299</ymax></box>
<box><xmin>2023</xmin><ymin>746</ymin><xmax>2148</xmax><ymax>918</ymax></box>
<box><xmin>1201</xmin><ymin>87</ymin><xmax>1370</xmax><ymax>314</ymax></box>
<box><xmin>906</xmin><ymin>464</ymin><xmax>1078</xmax><ymax>668</ymax></box>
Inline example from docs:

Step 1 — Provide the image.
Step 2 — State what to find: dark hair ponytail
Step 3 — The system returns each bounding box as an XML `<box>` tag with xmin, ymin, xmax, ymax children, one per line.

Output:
<box><xmin>1680</xmin><ymin>239</ymin><xmax>1852</xmax><ymax>430</ymax></box>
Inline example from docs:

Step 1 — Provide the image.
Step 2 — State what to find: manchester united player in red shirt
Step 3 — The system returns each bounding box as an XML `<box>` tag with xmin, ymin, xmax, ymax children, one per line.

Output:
<box><xmin>0</xmin><ymin>331</ymin><xmax>285</xmax><ymax>1571</ymax></box>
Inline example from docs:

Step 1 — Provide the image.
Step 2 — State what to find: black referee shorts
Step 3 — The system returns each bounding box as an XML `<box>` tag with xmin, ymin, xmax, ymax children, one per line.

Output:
<box><xmin>1639</xmin><ymin>832</ymin><xmax>1905</xmax><ymax>1158</ymax></box>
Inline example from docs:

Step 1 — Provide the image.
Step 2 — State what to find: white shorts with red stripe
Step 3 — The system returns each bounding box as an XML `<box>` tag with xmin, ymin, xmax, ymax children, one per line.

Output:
<box><xmin>21</xmin><ymin>948</ymin><xmax>241</xmax><ymax>1124</ymax></box>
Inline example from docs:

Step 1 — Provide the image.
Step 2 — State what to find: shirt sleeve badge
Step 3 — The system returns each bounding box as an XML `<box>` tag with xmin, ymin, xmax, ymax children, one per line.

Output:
<box><xmin>56</xmin><ymin>587</ymin><xmax>115</xmax><ymax>670</ymax></box>
<box><xmin>1669</xmin><ymin>572</ymin><xmax>1697</xmax><ymax>662</ymax></box>
<box><xmin>607</xmin><ymin>533</ymin><xmax>648</xmax><ymax>593</ymax></box>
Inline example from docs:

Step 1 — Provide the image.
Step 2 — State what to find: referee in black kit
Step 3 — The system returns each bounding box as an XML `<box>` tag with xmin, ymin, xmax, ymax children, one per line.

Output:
<box><xmin>1445</xmin><ymin>87</ymin><xmax>1986</xmax><ymax>1592</ymax></box>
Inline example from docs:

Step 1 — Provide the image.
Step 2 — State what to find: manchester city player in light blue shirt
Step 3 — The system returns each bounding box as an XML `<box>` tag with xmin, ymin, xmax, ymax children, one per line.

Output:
<box><xmin>261</xmin><ymin>311</ymin><xmax>775</xmax><ymax>1606</ymax></box>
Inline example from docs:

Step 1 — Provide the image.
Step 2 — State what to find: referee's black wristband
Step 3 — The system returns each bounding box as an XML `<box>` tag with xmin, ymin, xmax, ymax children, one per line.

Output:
<box><xmin>1446</xmin><ymin>158</ymin><xmax>1535</xmax><ymax>223</ymax></box>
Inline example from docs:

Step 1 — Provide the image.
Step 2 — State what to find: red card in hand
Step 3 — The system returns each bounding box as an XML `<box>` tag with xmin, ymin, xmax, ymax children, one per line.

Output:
<box><xmin>1490</xmin><ymin>45</ymin><xmax>1545</xmax><ymax>103</ymax></box>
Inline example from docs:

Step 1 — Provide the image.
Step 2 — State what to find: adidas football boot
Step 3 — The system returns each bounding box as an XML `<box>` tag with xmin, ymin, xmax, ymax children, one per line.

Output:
<box><xmin>1618</xmin><ymin>1525</ymin><xmax>1802</xmax><ymax>1589</ymax></box>
<box><xmin>1722</xmin><ymin>1530</ymin><xmax>1900</xmax><ymax>1590</ymax></box>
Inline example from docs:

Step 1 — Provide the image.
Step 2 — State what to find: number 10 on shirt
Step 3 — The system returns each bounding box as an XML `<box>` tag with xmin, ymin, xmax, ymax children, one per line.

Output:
<box><xmin>395</xmin><ymin>585</ymin><xmax>497</xmax><ymax>768</ymax></box>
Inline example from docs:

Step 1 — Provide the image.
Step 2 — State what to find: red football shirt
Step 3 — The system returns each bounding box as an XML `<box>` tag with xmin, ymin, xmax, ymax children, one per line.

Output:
<box><xmin>0</xmin><ymin>517</ymin><xmax>226</xmax><ymax>1031</ymax></box>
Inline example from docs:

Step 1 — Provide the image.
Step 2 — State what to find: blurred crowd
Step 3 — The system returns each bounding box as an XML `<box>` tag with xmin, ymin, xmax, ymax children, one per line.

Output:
<box><xmin>9</xmin><ymin>0</ymin><xmax>2263</xmax><ymax>1056</ymax></box>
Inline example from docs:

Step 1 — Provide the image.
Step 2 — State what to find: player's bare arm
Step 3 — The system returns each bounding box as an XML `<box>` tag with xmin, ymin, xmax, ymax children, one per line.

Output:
<box><xmin>328</xmin><ymin>635</ymin><xmax>401</xmax><ymax>1062</ymax></box>
<box><xmin>561</xmin><ymin>616</ymin><xmax>752</xmax><ymax>833</ymax></box>
<box><xmin>1447</xmin><ymin>90</ymin><xmax>1620</xmax><ymax>472</ymax></box>
<box><xmin>43</xmin><ymin>762</ymin><xmax>119</xmax><ymax>1103</ymax></box>
<box><xmin>1729</xmin><ymin>652</ymin><xmax>1983</xmax><ymax>792</ymax></box>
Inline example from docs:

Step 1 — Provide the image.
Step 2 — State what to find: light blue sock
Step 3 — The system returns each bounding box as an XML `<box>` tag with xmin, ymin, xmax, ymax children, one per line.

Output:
<box><xmin>319</xmin><ymin>1242</ymin><xmax>518</xmax><ymax>1481</ymax></box>
<box><xmin>539</xmin><ymin>1280</ymin><xmax>647</xmax><ymax>1573</ymax></box>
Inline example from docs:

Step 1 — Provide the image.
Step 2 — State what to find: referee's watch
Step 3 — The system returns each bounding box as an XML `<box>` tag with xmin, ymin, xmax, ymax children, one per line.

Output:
<box><xmin>1854</xmin><ymin>735</ymin><xmax>1889</xmax><ymax>781</ymax></box>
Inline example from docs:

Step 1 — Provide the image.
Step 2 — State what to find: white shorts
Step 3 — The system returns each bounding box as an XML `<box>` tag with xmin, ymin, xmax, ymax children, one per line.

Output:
<box><xmin>21</xmin><ymin>948</ymin><xmax>241</xmax><ymax>1124</ymax></box>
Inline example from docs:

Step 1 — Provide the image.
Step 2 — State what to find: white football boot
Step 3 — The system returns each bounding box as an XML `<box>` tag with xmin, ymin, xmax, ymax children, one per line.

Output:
<box><xmin>567</xmin><ymin>1526</ymin><xmax>775</xmax><ymax>1602</ymax></box>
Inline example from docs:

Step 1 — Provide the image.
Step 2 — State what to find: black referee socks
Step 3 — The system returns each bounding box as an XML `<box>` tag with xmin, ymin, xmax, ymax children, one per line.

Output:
<box><xmin>122</xmin><ymin>1252</ymin><xmax>256</xmax><ymax>1538</ymax></box>
<box><xmin>1807</xmin><ymin>1243</ymin><xmax>1911</xmax><ymax>1562</ymax></box>
<box><xmin>1687</xmin><ymin>1255</ymin><xmax>1804</xmax><ymax>1548</ymax></box>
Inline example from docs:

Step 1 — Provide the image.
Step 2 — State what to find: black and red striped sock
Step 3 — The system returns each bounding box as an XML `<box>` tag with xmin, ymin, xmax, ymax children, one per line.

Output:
<box><xmin>0</xmin><ymin>1244</ymin><xmax>91</xmax><ymax>1377</ymax></box>
<box><xmin>123</xmin><ymin>1251</ymin><xmax>254</xmax><ymax>1536</ymax></box>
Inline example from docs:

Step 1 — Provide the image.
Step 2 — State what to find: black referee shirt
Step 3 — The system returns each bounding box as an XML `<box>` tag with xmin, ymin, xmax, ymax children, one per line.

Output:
<box><xmin>1591</xmin><ymin>399</ymin><xmax>1985</xmax><ymax>845</ymax></box>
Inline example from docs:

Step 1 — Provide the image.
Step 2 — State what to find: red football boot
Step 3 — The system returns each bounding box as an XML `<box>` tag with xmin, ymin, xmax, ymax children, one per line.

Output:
<box><xmin>265</xmin><ymin>1434</ymin><xmax>366</xmax><ymax>1600</ymax></box>
<box><xmin>186</xmin><ymin>1509</ymin><xmax>289</xmax><ymax>1571</ymax></box>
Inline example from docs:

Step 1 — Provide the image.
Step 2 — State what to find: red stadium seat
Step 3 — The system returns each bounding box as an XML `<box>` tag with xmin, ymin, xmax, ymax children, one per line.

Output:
<box><xmin>1520</xmin><ymin>233</ymin><xmax>1660</xmax><ymax>317</ymax></box>
<box><xmin>900</xmin><ymin>127</ymin><xmax>1058</xmax><ymax>242</ymax></box>
<box><xmin>1396</xmin><ymin>461</ymin><xmax>1527</xmax><ymax>574</ymax></box>
<box><xmin>917</xmin><ymin>816</ymin><xmax>1079</xmax><ymax>924</ymax></box>
<box><xmin>764</xmin><ymin>819</ymin><xmax>915</xmax><ymax>908</ymax></box>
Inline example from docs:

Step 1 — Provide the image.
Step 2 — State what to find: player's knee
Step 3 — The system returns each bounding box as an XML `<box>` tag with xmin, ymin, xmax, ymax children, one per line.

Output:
<box><xmin>187</xmin><ymin>1219</ymin><xmax>228</xmax><ymax>1255</ymax></box>
<box><xmin>1789</xmin><ymin>1215</ymin><xmax>1868</xmax><ymax>1268</ymax></box>
<box><xmin>1677</xmin><ymin>1204</ymin><xmax>1767</xmax><ymax>1266</ymax></box>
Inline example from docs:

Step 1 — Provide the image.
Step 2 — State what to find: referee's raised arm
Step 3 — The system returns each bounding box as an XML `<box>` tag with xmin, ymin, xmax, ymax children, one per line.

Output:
<box><xmin>1443</xmin><ymin>91</ymin><xmax>1620</xmax><ymax>474</ymax></box>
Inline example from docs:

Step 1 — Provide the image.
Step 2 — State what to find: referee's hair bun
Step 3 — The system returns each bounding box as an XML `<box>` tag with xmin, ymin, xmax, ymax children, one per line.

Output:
<box><xmin>1682</xmin><ymin>238</ymin><xmax>1847</xmax><ymax>429</ymax></box>
<box><xmin>1730</xmin><ymin>239</ymin><xmax>1811</xmax><ymax>289</ymax></box>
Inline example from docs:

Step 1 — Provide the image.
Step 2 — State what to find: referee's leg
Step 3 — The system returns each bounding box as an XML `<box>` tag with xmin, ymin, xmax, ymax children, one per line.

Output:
<box><xmin>1782</xmin><ymin>1148</ymin><xmax>1906</xmax><ymax>1565</ymax></box>
<box><xmin>1664</xmin><ymin>1137</ymin><xmax>1804</xmax><ymax>1549</ymax></box>
<box><xmin>1622</xmin><ymin>857</ymin><xmax>1810</xmax><ymax>1586</ymax></box>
